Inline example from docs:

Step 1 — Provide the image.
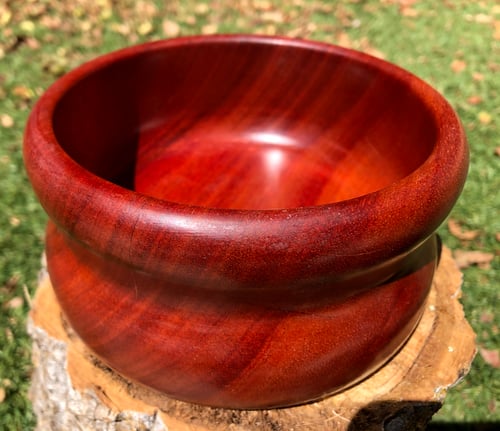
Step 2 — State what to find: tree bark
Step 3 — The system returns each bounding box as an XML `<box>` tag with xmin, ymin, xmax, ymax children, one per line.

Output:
<box><xmin>28</xmin><ymin>246</ymin><xmax>476</xmax><ymax>431</ymax></box>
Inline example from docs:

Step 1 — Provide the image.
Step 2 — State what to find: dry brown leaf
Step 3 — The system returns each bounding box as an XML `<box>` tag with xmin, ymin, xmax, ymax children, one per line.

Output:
<box><xmin>110</xmin><ymin>22</ymin><xmax>131</xmax><ymax>36</ymax></box>
<box><xmin>401</xmin><ymin>7</ymin><xmax>419</xmax><ymax>17</ymax></box>
<box><xmin>5</xmin><ymin>296</ymin><xmax>23</xmax><ymax>309</ymax></box>
<box><xmin>448</xmin><ymin>218</ymin><xmax>480</xmax><ymax>241</ymax></box>
<box><xmin>20</xmin><ymin>20</ymin><xmax>35</xmax><ymax>34</ymax></box>
<box><xmin>163</xmin><ymin>19</ymin><xmax>180</xmax><ymax>38</ymax></box>
<box><xmin>365</xmin><ymin>47</ymin><xmax>385</xmax><ymax>59</ymax></box>
<box><xmin>472</xmin><ymin>72</ymin><xmax>484</xmax><ymax>81</ymax></box>
<box><xmin>201</xmin><ymin>23</ymin><xmax>218</xmax><ymax>35</ymax></box>
<box><xmin>474</xmin><ymin>13</ymin><xmax>493</xmax><ymax>24</ymax></box>
<box><xmin>478</xmin><ymin>111</ymin><xmax>492</xmax><ymax>125</ymax></box>
<box><xmin>336</xmin><ymin>32</ymin><xmax>353</xmax><ymax>48</ymax></box>
<box><xmin>480</xmin><ymin>311</ymin><xmax>494</xmax><ymax>323</ymax></box>
<box><xmin>488</xmin><ymin>400</ymin><xmax>496</xmax><ymax>414</ymax></box>
<box><xmin>0</xmin><ymin>113</ymin><xmax>13</xmax><ymax>128</ymax></box>
<box><xmin>40</xmin><ymin>15</ymin><xmax>62</xmax><ymax>30</ymax></box>
<box><xmin>253</xmin><ymin>0</ymin><xmax>272</xmax><ymax>11</ymax></box>
<box><xmin>263</xmin><ymin>24</ymin><xmax>277</xmax><ymax>35</ymax></box>
<box><xmin>12</xmin><ymin>85</ymin><xmax>33</xmax><ymax>100</ymax></box>
<box><xmin>494</xmin><ymin>21</ymin><xmax>500</xmax><ymax>40</ymax></box>
<box><xmin>453</xmin><ymin>249</ymin><xmax>494</xmax><ymax>269</ymax></box>
<box><xmin>135</xmin><ymin>0</ymin><xmax>157</xmax><ymax>18</ymax></box>
<box><xmin>451</xmin><ymin>59</ymin><xmax>466</xmax><ymax>73</ymax></box>
<box><xmin>467</xmin><ymin>95</ymin><xmax>482</xmax><ymax>105</ymax></box>
<box><xmin>25</xmin><ymin>37</ymin><xmax>40</xmax><ymax>50</ymax></box>
<box><xmin>194</xmin><ymin>3</ymin><xmax>209</xmax><ymax>15</ymax></box>
<box><xmin>0</xmin><ymin>5</ymin><xmax>12</xmax><ymax>27</ymax></box>
<box><xmin>479</xmin><ymin>348</ymin><xmax>500</xmax><ymax>368</ymax></box>
<box><xmin>136</xmin><ymin>21</ymin><xmax>153</xmax><ymax>36</ymax></box>
<box><xmin>261</xmin><ymin>11</ymin><xmax>284</xmax><ymax>23</ymax></box>
<box><xmin>495</xmin><ymin>147</ymin><xmax>500</xmax><ymax>157</ymax></box>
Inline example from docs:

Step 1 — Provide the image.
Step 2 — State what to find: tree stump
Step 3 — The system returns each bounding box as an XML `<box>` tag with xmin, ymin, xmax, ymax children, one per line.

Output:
<box><xmin>28</xmin><ymin>246</ymin><xmax>476</xmax><ymax>431</ymax></box>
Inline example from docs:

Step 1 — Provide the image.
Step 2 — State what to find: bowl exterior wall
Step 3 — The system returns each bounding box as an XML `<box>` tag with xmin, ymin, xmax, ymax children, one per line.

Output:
<box><xmin>46</xmin><ymin>221</ymin><xmax>436</xmax><ymax>408</ymax></box>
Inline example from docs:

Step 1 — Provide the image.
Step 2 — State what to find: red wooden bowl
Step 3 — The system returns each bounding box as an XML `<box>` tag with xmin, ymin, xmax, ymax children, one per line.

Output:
<box><xmin>24</xmin><ymin>35</ymin><xmax>468</xmax><ymax>409</ymax></box>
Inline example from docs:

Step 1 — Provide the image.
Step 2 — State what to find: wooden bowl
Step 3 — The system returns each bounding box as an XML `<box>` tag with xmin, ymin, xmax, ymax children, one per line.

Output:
<box><xmin>24</xmin><ymin>35</ymin><xmax>468</xmax><ymax>409</ymax></box>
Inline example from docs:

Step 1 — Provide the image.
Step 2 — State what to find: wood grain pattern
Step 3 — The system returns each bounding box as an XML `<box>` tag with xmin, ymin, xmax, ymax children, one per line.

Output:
<box><xmin>23</xmin><ymin>35</ymin><xmax>469</xmax><ymax>408</ymax></box>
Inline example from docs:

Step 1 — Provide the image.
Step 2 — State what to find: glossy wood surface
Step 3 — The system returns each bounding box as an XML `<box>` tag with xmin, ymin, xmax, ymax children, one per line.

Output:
<box><xmin>24</xmin><ymin>35</ymin><xmax>469</xmax><ymax>408</ymax></box>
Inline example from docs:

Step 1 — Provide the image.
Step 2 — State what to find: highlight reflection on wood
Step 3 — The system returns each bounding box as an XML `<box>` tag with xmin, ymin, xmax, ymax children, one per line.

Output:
<box><xmin>24</xmin><ymin>35</ymin><xmax>469</xmax><ymax>409</ymax></box>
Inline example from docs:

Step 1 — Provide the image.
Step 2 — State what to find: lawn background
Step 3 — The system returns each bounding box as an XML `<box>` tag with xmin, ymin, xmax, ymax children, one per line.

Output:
<box><xmin>0</xmin><ymin>1</ymin><xmax>498</xmax><ymax>429</ymax></box>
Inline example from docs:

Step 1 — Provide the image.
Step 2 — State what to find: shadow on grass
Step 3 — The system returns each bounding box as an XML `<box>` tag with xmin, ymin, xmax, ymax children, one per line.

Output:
<box><xmin>427</xmin><ymin>424</ymin><xmax>499</xmax><ymax>431</ymax></box>
<box><xmin>346</xmin><ymin>400</ymin><xmax>498</xmax><ymax>431</ymax></box>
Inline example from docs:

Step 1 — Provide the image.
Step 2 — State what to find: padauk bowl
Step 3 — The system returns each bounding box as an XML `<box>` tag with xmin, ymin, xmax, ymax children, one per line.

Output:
<box><xmin>24</xmin><ymin>35</ymin><xmax>468</xmax><ymax>409</ymax></box>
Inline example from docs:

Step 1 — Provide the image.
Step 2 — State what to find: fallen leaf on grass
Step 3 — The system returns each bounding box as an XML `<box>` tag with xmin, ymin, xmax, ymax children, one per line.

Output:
<box><xmin>448</xmin><ymin>219</ymin><xmax>480</xmax><ymax>240</ymax></box>
<box><xmin>25</xmin><ymin>36</ymin><xmax>40</xmax><ymax>50</ymax></box>
<box><xmin>19</xmin><ymin>20</ymin><xmax>35</xmax><ymax>34</ymax></box>
<box><xmin>401</xmin><ymin>7</ymin><xmax>419</xmax><ymax>17</ymax></box>
<box><xmin>194</xmin><ymin>3</ymin><xmax>209</xmax><ymax>15</ymax></box>
<box><xmin>453</xmin><ymin>249</ymin><xmax>494</xmax><ymax>269</ymax></box>
<box><xmin>261</xmin><ymin>11</ymin><xmax>284</xmax><ymax>23</ymax></box>
<box><xmin>488</xmin><ymin>399</ymin><xmax>496</xmax><ymax>414</ymax></box>
<box><xmin>9</xmin><ymin>216</ymin><xmax>20</xmax><ymax>226</ymax></box>
<box><xmin>474</xmin><ymin>13</ymin><xmax>493</xmax><ymax>24</ymax></box>
<box><xmin>472</xmin><ymin>72</ymin><xmax>484</xmax><ymax>81</ymax></box>
<box><xmin>467</xmin><ymin>95</ymin><xmax>482</xmax><ymax>105</ymax></box>
<box><xmin>253</xmin><ymin>0</ymin><xmax>272</xmax><ymax>11</ymax></box>
<box><xmin>201</xmin><ymin>23</ymin><xmax>218</xmax><ymax>35</ymax></box>
<box><xmin>495</xmin><ymin>21</ymin><xmax>500</xmax><ymax>40</ymax></box>
<box><xmin>0</xmin><ymin>5</ymin><xmax>12</xmax><ymax>27</ymax></box>
<box><xmin>12</xmin><ymin>85</ymin><xmax>33</xmax><ymax>100</ymax></box>
<box><xmin>163</xmin><ymin>19</ymin><xmax>180</xmax><ymax>37</ymax></box>
<box><xmin>40</xmin><ymin>15</ymin><xmax>62</xmax><ymax>30</ymax></box>
<box><xmin>0</xmin><ymin>113</ymin><xmax>13</xmax><ymax>128</ymax></box>
<box><xmin>110</xmin><ymin>22</ymin><xmax>131</xmax><ymax>36</ymax></box>
<box><xmin>479</xmin><ymin>347</ymin><xmax>500</xmax><ymax>368</ymax></box>
<box><xmin>336</xmin><ymin>31</ymin><xmax>353</xmax><ymax>48</ymax></box>
<box><xmin>4</xmin><ymin>296</ymin><xmax>23</xmax><ymax>309</ymax></box>
<box><xmin>480</xmin><ymin>311</ymin><xmax>494</xmax><ymax>323</ymax></box>
<box><xmin>136</xmin><ymin>21</ymin><xmax>153</xmax><ymax>36</ymax></box>
<box><xmin>478</xmin><ymin>111</ymin><xmax>492</xmax><ymax>125</ymax></box>
<box><xmin>451</xmin><ymin>59</ymin><xmax>466</xmax><ymax>73</ymax></box>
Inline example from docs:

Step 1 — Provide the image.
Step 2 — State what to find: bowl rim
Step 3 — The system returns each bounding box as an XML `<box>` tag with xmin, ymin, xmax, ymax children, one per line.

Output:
<box><xmin>24</xmin><ymin>34</ymin><xmax>469</xmax><ymax>277</ymax></box>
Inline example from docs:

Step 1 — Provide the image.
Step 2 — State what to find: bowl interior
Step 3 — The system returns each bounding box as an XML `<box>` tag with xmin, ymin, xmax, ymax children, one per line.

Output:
<box><xmin>53</xmin><ymin>39</ymin><xmax>437</xmax><ymax>210</ymax></box>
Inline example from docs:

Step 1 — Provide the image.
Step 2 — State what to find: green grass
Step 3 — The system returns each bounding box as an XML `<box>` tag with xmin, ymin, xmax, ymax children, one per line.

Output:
<box><xmin>0</xmin><ymin>1</ymin><xmax>498</xmax><ymax>429</ymax></box>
